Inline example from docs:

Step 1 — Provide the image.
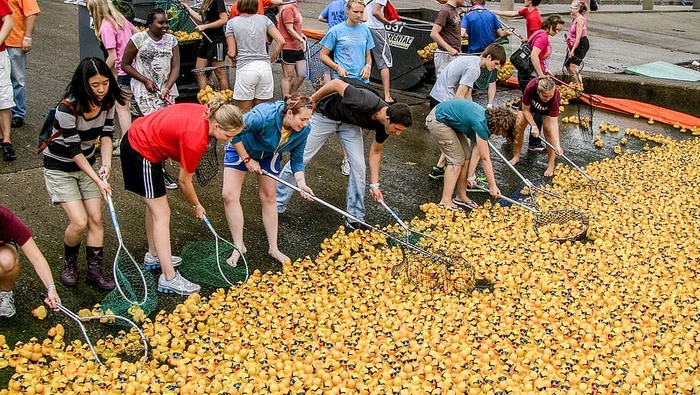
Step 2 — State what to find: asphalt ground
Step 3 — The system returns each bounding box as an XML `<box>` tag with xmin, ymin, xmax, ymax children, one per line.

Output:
<box><xmin>0</xmin><ymin>0</ymin><xmax>698</xmax><ymax>367</ymax></box>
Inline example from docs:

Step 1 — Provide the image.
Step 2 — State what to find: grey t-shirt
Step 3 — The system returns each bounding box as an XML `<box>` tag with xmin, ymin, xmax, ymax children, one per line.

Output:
<box><xmin>225</xmin><ymin>14</ymin><xmax>274</xmax><ymax>69</ymax></box>
<box><xmin>429</xmin><ymin>55</ymin><xmax>481</xmax><ymax>103</ymax></box>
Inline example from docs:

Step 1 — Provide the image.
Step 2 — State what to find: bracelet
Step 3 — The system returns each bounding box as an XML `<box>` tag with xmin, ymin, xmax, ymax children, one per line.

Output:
<box><xmin>242</xmin><ymin>156</ymin><xmax>252</xmax><ymax>164</ymax></box>
<box><xmin>101</xmin><ymin>163</ymin><xmax>111</xmax><ymax>168</ymax></box>
<box><xmin>363</xmin><ymin>64</ymin><xmax>371</xmax><ymax>68</ymax></box>
<box><xmin>369</xmin><ymin>183</ymin><xmax>380</xmax><ymax>190</ymax></box>
<box><xmin>335</xmin><ymin>64</ymin><xmax>341</xmax><ymax>71</ymax></box>
<box><xmin>486</xmin><ymin>103</ymin><xmax>493</xmax><ymax>109</ymax></box>
<box><xmin>24</xmin><ymin>37</ymin><xmax>32</xmax><ymax>41</ymax></box>
<box><xmin>467</xmin><ymin>176</ymin><xmax>477</xmax><ymax>182</ymax></box>
<box><xmin>47</xmin><ymin>284</ymin><xmax>56</xmax><ymax>292</ymax></box>
<box><xmin>193</xmin><ymin>203</ymin><xmax>203</xmax><ymax>210</ymax></box>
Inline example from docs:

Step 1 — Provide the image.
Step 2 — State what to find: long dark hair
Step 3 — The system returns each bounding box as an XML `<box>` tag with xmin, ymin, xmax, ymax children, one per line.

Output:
<box><xmin>63</xmin><ymin>57</ymin><xmax>126</xmax><ymax>114</ymax></box>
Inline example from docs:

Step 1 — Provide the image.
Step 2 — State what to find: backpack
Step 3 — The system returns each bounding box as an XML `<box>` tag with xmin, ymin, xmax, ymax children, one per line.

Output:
<box><xmin>37</xmin><ymin>99</ymin><xmax>77</xmax><ymax>154</ymax></box>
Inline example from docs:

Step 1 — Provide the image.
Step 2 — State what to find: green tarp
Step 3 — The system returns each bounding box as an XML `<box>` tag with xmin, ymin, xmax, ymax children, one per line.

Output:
<box><xmin>624</xmin><ymin>61</ymin><xmax>700</xmax><ymax>82</ymax></box>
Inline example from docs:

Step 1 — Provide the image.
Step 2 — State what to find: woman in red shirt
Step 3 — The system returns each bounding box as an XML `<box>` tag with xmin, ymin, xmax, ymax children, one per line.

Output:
<box><xmin>277</xmin><ymin>0</ymin><xmax>307</xmax><ymax>97</ymax></box>
<box><xmin>119</xmin><ymin>94</ymin><xmax>243</xmax><ymax>295</ymax></box>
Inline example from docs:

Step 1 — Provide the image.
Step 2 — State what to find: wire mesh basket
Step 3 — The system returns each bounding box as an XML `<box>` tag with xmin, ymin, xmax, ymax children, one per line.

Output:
<box><xmin>195</xmin><ymin>139</ymin><xmax>219</xmax><ymax>186</ymax></box>
<box><xmin>533</xmin><ymin>208</ymin><xmax>589</xmax><ymax>242</ymax></box>
<box><xmin>305</xmin><ymin>40</ymin><xmax>326</xmax><ymax>90</ymax></box>
<box><xmin>191</xmin><ymin>65</ymin><xmax>232</xmax><ymax>92</ymax></box>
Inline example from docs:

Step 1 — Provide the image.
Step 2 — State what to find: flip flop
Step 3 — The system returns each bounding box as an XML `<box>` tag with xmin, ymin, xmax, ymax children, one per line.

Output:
<box><xmin>385</xmin><ymin>96</ymin><xmax>397</xmax><ymax>104</ymax></box>
<box><xmin>452</xmin><ymin>197</ymin><xmax>479</xmax><ymax>210</ymax></box>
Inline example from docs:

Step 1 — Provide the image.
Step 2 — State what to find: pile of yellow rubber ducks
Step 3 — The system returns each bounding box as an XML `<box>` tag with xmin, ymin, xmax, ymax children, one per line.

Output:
<box><xmin>197</xmin><ymin>86</ymin><xmax>233</xmax><ymax>105</ymax></box>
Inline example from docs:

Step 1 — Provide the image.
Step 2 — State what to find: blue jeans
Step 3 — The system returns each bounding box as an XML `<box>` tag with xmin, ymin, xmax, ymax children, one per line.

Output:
<box><xmin>276</xmin><ymin>112</ymin><xmax>367</xmax><ymax>220</ymax></box>
<box><xmin>7</xmin><ymin>47</ymin><xmax>26</xmax><ymax>119</ymax></box>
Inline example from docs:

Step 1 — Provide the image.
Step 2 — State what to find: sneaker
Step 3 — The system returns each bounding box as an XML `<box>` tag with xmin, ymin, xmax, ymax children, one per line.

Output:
<box><xmin>428</xmin><ymin>165</ymin><xmax>445</xmax><ymax>180</ymax></box>
<box><xmin>164</xmin><ymin>172</ymin><xmax>178</xmax><ymax>190</ymax></box>
<box><xmin>2</xmin><ymin>143</ymin><xmax>16</xmax><ymax>162</ymax></box>
<box><xmin>10</xmin><ymin>117</ymin><xmax>23</xmax><ymax>128</ymax></box>
<box><xmin>340</xmin><ymin>158</ymin><xmax>350</xmax><ymax>176</ymax></box>
<box><xmin>144</xmin><ymin>252</ymin><xmax>182</xmax><ymax>270</ymax></box>
<box><xmin>344</xmin><ymin>218</ymin><xmax>370</xmax><ymax>232</ymax></box>
<box><xmin>157</xmin><ymin>272</ymin><xmax>201</xmax><ymax>295</ymax></box>
<box><xmin>528</xmin><ymin>142</ymin><xmax>546</xmax><ymax>152</ymax></box>
<box><xmin>0</xmin><ymin>290</ymin><xmax>16</xmax><ymax>318</ymax></box>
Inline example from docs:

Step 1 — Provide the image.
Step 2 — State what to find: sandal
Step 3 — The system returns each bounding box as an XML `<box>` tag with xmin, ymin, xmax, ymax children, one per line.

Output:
<box><xmin>452</xmin><ymin>197</ymin><xmax>479</xmax><ymax>210</ymax></box>
<box><xmin>385</xmin><ymin>96</ymin><xmax>397</xmax><ymax>104</ymax></box>
<box><xmin>226</xmin><ymin>249</ymin><xmax>243</xmax><ymax>268</ymax></box>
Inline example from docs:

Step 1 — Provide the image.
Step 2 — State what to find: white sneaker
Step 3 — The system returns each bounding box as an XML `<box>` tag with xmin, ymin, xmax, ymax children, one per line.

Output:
<box><xmin>163</xmin><ymin>172</ymin><xmax>179</xmax><ymax>190</ymax></box>
<box><xmin>157</xmin><ymin>272</ymin><xmax>201</xmax><ymax>295</ymax></box>
<box><xmin>0</xmin><ymin>290</ymin><xmax>16</xmax><ymax>318</ymax></box>
<box><xmin>340</xmin><ymin>158</ymin><xmax>350</xmax><ymax>176</ymax></box>
<box><xmin>63</xmin><ymin>0</ymin><xmax>77</xmax><ymax>4</ymax></box>
<box><xmin>144</xmin><ymin>252</ymin><xmax>182</xmax><ymax>270</ymax></box>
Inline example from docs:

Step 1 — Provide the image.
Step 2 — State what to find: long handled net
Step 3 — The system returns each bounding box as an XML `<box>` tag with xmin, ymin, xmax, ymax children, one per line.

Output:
<box><xmin>100</xmin><ymin>190</ymin><xmax>158</xmax><ymax>324</ymax></box>
<box><xmin>266</xmin><ymin>170</ymin><xmax>483</xmax><ymax>294</ymax></box>
<box><xmin>178</xmin><ymin>215</ymin><xmax>249</xmax><ymax>288</ymax></box>
<box><xmin>305</xmin><ymin>40</ymin><xmax>325</xmax><ymax>91</ymax></box>
<box><xmin>552</xmin><ymin>75</ymin><xmax>599</xmax><ymax>136</ymax></box>
<box><xmin>47</xmin><ymin>299</ymin><xmax>149</xmax><ymax>369</ymax></box>
<box><xmin>194</xmin><ymin>138</ymin><xmax>220</xmax><ymax>186</ymax></box>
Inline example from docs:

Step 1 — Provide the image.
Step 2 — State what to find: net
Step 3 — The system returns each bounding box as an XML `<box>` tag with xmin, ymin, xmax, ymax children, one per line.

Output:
<box><xmin>195</xmin><ymin>139</ymin><xmax>219</xmax><ymax>186</ymax></box>
<box><xmin>402</xmin><ymin>246</ymin><xmax>477</xmax><ymax>294</ymax></box>
<box><xmin>100</xmin><ymin>254</ymin><xmax>158</xmax><ymax>326</ymax></box>
<box><xmin>534</xmin><ymin>208</ymin><xmax>589</xmax><ymax>242</ymax></box>
<box><xmin>178</xmin><ymin>240</ymin><xmax>249</xmax><ymax>288</ymax></box>
<box><xmin>192</xmin><ymin>65</ymin><xmax>231</xmax><ymax>92</ymax></box>
<box><xmin>305</xmin><ymin>40</ymin><xmax>325</xmax><ymax>90</ymax></box>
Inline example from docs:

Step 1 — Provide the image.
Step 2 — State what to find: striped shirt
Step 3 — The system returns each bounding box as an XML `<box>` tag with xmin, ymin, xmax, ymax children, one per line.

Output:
<box><xmin>43</xmin><ymin>98</ymin><xmax>115</xmax><ymax>172</ymax></box>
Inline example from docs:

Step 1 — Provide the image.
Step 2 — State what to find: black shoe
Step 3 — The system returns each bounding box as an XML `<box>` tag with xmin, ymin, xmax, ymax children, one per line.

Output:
<box><xmin>164</xmin><ymin>171</ymin><xmax>178</xmax><ymax>190</ymax></box>
<box><xmin>428</xmin><ymin>165</ymin><xmax>445</xmax><ymax>180</ymax></box>
<box><xmin>344</xmin><ymin>218</ymin><xmax>370</xmax><ymax>231</ymax></box>
<box><xmin>2</xmin><ymin>143</ymin><xmax>16</xmax><ymax>161</ymax></box>
<box><xmin>11</xmin><ymin>117</ymin><xmax>23</xmax><ymax>128</ymax></box>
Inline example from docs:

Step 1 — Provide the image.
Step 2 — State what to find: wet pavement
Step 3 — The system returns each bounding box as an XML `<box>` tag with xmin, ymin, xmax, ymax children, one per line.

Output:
<box><xmin>0</xmin><ymin>0</ymin><xmax>698</xmax><ymax>361</ymax></box>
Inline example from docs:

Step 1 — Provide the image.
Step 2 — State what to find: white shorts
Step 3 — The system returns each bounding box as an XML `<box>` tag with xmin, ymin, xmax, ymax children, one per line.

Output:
<box><xmin>233</xmin><ymin>60</ymin><xmax>274</xmax><ymax>101</ymax></box>
<box><xmin>0</xmin><ymin>51</ymin><xmax>16</xmax><ymax>110</ymax></box>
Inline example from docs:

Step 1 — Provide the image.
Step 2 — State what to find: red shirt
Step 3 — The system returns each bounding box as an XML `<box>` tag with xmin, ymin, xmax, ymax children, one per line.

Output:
<box><xmin>278</xmin><ymin>3</ymin><xmax>303</xmax><ymax>51</ymax></box>
<box><xmin>229</xmin><ymin>0</ymin><xmax>273</xmax><ymax>18</ymax></box>
<box><xmin>0</xmin><ymin>206</ymin><xmax>32</xmax><ymax>247</ymax></box>
<box><xmin>0</xmin><ymin>0</ymin><xmax>13</xmax><ymax>52</ymax></box>
<box><xmin>128</xmin><ymin>104</ymin><xmax>211</xmax><ymax>174</ymax></box>
<box><xmin>518</xmin><ymin>7</ymin><xmax>541</xmax><ymax>40</ymax></box>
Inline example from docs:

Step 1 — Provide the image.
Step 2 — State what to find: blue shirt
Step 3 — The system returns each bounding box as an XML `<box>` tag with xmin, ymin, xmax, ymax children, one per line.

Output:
<box><xmin>460</xmin><ymin>6</ymin><xmax>501</xmax><ymax>53</ymax></box>
<box><xmin>320</xmin><ymin>21</ymin><xmax>374</xmax><ymax>82</ymax></box>
<box><xmin>434</xmin><ymin>99</ymin><xmax>490</xmax><ymax>142</ymax></box>
<box><xmin>230</xmin><ymin>101</ymin><xmax>311</xmax><ymax>173</ymax></box>
<box><xmin>320</xmin><ymin>0</ymin><xmax>348</xmax><ymax>28</ymax></box>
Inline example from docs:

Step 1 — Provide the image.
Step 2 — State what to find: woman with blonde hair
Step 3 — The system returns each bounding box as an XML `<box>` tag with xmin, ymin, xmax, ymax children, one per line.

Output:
<box><xmin>119</xmin><ymin>94</ymin><xmax>244</xmax><ymax>295</ymax></box>
<box><xmin>86</xmin><ymin>0</ymin><xmax>138</xmax><ymax>147</ymax></box>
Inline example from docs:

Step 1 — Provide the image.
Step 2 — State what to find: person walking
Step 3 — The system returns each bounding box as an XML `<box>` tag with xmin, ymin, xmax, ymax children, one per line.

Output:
<box><xmin>278</xmin><ymin>0</ymin><xmax>306</xmax><ymax>98</ymax></box>
<box><xmin>0</xmin><ymin>0</ymin><xmax>16</xmax><ymax>162</ymax></box>
<box><xmin>43</xmin><ymin>58</ymin><xmax>126</xmax><ymax>291</ymax></box>
<box><xmin>426</xmin><ymin>99</ymin><xmax>516</xmax><ymax>210</ymax></box>
<box><xmin>460</xmin><ymin>0</ymin><xmax>510</xmax><ymax>54</ymax></box>
<box><xmin>493</xmin><ymin>0</ymin><xmax>542</xmax><ymax>41</ymax></box>
<box><xmin>86</xmin><ymin>0</ymin><xmax>137</xmax><ymax>150</ymax></box>
<box><xmin>6</xmin><ymin>0</ymin><xmax>40</xmax><ymax>130</ymax></box>
<box><xmin>222</xmin><ymin>94</ymin><xmax>314</xmax><ymax>267</ymax></box>
<box><xmin>565</xmin><ymin>0</ymin><xmax>589</xmax><ymax>84</ymax></box>
<box><xmin>119</xmin><ymin>93</ymin><xmax>243</xmax><ymax>295</ymax></box>
<box><xmin>0</xmin><ymin>205</ymin><xmax>61</xmax><ymax>318</ymax></box>
<box><xmin>180</xmin><ymin>0</ymin><xmax>229</xmax><ymax>91</ymax></box>
<box><xmin>225</xmin><ymin>0</ymin><xmax>285</xmax><ymax>113</ymax></box>
<box><xmin>275</xmin><ymin>78</ymin><xmax>412</xmax><ymax>230</ymax></box>
<box><xmin>364</xmin><ymin>0</ymin><xmax>398</xmax><ymax>103</ymax></box>
<box><xmin>429</xmin><ymin>0</ymin><xmax>465</xmax><ymax>78</ymax></box>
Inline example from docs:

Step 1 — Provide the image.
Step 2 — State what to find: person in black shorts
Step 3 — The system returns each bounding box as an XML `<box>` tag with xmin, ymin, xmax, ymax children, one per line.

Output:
<box><xmin>181</xmin><ymin>0</ymin><xmax>230</xmax><ymax>90</ymax></box>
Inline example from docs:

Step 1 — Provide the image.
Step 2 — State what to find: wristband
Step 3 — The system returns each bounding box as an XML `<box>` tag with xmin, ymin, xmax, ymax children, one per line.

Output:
<box><xmin>363</xmin><ymin>64</ymin><xmax>371</xmax><ymax>68</ymax></box>
<box><xmin>24</xmin><ymin>37</ymin><xmax>32</xmax><ymax>41</ymax></box>
<box><xmin>486</xmin><ymin>103</ymin><xmax>493</xmax><ymax>109</ymax></box>
<box><xmin>369</xmin><ymin>183</ymin><xmax>380</xmax><ymax>190</ymax></box>
<box><xmin>101</xmin><ymin>163</ymin><xmax>111</xmax><ymax>168</ymax></box>
<box><xmin>47</xmin><ymin>284</ymin><xmax>56</xmax><ymax>292</ymax></box>
<box><xmin>467</xmin><ymin>176</ymin><xmax>476</xmax><ymax>182</ymax></box>
<box><xmin>193</xmin><ymin>204</ymin><xmax>203</xmax><ymax>210</ymax></box>
<box><xmin>242</xmin><ymin>156</ymin><xmax>252</xmax><ymax>164</ymax></box>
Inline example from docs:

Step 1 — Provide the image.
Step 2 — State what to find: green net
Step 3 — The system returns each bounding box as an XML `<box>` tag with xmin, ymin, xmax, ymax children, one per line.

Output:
<box><xmin>100</xmin><ymin>252</ymin><xmax>159</xmax><ymax>326</ymax></box>
<box><xmin>179</xmin><ymin>240</ymin><xmax>249</xmax><ymax>288</ymax></box>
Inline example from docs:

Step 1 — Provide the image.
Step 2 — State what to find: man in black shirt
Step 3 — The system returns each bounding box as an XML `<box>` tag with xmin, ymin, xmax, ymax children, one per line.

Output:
<box><xmin>276</xmin><ymin>78</ymin><xmax>412</xmax><ymax>230</ymax></box>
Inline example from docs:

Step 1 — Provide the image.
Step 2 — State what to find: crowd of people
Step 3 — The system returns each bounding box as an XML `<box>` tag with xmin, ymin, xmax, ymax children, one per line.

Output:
<box><xmin>0</xmin><ymin>0</ymin><xmax>591</xmax><ymax>317</ymax></box>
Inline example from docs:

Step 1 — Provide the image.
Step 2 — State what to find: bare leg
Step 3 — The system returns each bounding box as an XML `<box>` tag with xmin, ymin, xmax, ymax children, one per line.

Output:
<box><xmin>289</xmin><ymin>60</ymin><xmax>307</xmax><ymax>95</ymax></box>
<box><xmin>0</xmin><ymin>245</ymin><xmax>20</xmax><ymax>290</ymax></box>
<box><xmin>280</xmin><ymin>62</ymin><xmax>296</xmax><ymax>98</ymax></box>
<box><xmin>145</xmin><ymin>205</ymin><xmax>155</xmax><ymax>255</ymax></box>
<box><xmin>440</xmin><ymin>163</ymin><xmax>462</xmax><ymax>207</ymax></box>
<box><xmin>212</xmin><ymin>60</ymin><xmax>229</xmax><ymax>90</ymax></box>
<box><xmin>0</xmin><ymin>109</ymin><xmax>11</xmax><ymax>143</ymax></box>
<box><xmin>236</xmin><ymin>99</ymin><xmax>254</xmax><ymax>113</ymax></box>
<box><xmin>83</xmin><ymin>198</ymin><xmax>104</xmax><ymax>248</ymax></box>
<box><xmin>380</xmin><ymin>68</ymin><xmax>393</xmax><ymax>102</ymax></box>
<box><xmin>510</xmin><ymin>111</ymin><xmax>528</xmax><ymax>165</ymax></box>
<box><xmin>141</xmin><ymin>195</ymin><xmax>174</xmax><ymax>278</ymax></box>
<box><xmin>222</xmin><ymin>168</ymin><xmax>248</xmax><ymax>267</ymax></box>
<box><xmin>59</xmin><ymin>200</ymin><xmax>89</xmax><ymax>247</ymax></box>
<box><xmin>194</xmin><ymin>57</ymin><xmax>209</xmax><ymax>90</ymax></box>
<box><xmin>258</xmin><ymin>173</ymin><xmax>290</xmax><ymax>264</ymax></box>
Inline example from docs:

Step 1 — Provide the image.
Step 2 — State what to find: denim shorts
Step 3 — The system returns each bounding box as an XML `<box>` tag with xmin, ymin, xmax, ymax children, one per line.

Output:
<box><xmin>117</xmin><ymin>75</ymin><xmax>132</xmax><ymax>90</ymax></box>
<box><xmin>223</xmin><ymin>147</ymin><xmax>282</xmax><ymax>174</ymax></box>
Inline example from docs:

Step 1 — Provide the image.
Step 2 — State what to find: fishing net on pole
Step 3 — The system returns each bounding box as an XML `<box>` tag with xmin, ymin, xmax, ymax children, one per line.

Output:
<box><xmin>195</xmin><ymin>139</ymin><xmax>220</xmax><ymax>186</ymax></box>
<box><xmin>558</xmin><ymin>79</ymin><xmax>594</xmax><ymax>135</ymax></box>
<box><xmin>305</xmin><ymin>40</ymin><xmax>325</xmax><ymax>91</ymax></box>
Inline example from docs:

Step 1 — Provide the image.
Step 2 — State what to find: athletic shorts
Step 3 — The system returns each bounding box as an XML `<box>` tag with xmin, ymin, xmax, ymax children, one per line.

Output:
<box><xmin>44</xmin><ymin>168</ymin><xmax>102</xmax><ymax>204</ymax></box>
<box><xmin>0</xmin><ymin>241</ymin><xmax>18</xmax><ymax>252</ymax></box>
<box><xmin>233</xmin><ymin>60</ymin><xmax>274</xmax><ymax>101</ymax></box>
<box><xmin>223</xmin><ymin>147</ymin><xmax>282</xmax><ymax>175</ymax></box>
<box><xmin>0</xmin><ymin>51</ymin><xmax>16</xmax><ymax>110</ymax></box>
<box><xmin>565</xmin><ymin>36</ymin><xmax>590</xmax><ymax>67</ymax></box>
<box><xmin>117</xmin><ymin>75</ymin><xmax>132</xmax><ymax>90</ymax></box>
<box><xmin>281</xmin><ymin>49</ymin><xmax>305</xmax><ymax>64</ymax></box>
<box><xmin>369</xmin><ymin>28</ymin><xmax>393</xmax><ymax>70</ymax></box>
<box><xmin>425</xmin><ymin>107</ymin><xmax>473</xmax><ymax>166</ymax></box>
<box><xmin>119</xmin><ymin>132</ymin><xmax>167</xmax><ymax>199</ymax></box>
<box><xmin>197</xmin><ymin>38</ymin><xmax>227</xmax><ymax>62</ymax></box>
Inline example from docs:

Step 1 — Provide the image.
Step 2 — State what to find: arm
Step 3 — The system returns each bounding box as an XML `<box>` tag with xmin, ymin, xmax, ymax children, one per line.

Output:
<box><xmin>226</xmin><ymin>34</ymin><xmax>237</xmax><ymax>61</ymax></box>
<box><xmin>372</xmin><ymin>2</ymin><xmax>396</xmax><ymax>25</ymax></box>
<box><xmin>474</xmin><ymin>135</ymin><xmax>500</xmax><ymax>197</ymax></box>
<box><xmin>493</xmin><ymin>10</ymin><xmax>519</xmax><ymax>17</ymax></box>
<box><xmin>530</xmin><ymin>46</ymin><xmax>545</xmax><ymax>77</ymax></box>
<box><xmin>487</xmin><ymin>81</ymin><xmax>496</xmax><ymax>107</ymax></box>
<box><xmin>430</xmin><ymin>24</ymin><xmax>458</xmax><ymax>56</ymax></box>
<box><xmin>177</xmin><ymin>168</ymin><xmax>206</xmax><ymax>219</ymax></box>
<box><xmin>521</xmin><ymin>103</ymin><xmax>539</xmax><ymax>138</ymax></box>
<box><xmin>22</xmin><ymin>14</ymin><xmax>38</xmax><ymax>53</ymax></box>
<box><xmin>466</xmin><ymin>144</ymin><xmax>480</xmax><ymax>186</ymax></box>
<box><xmin>368</xmin><ymin>140</ymin><xmax>384</xmax><ymax>202</ymax></box>
<box><xmin>360</xmin><ymin>50</ymin><xmax>372</xmax><ymax>80</ymax></box>
<box><xmin>495</xmin><ymin>27</ymin><xmax>510</xmax><ymax>38</ymax></box>
<box><xmin>121</xmin><ymin>40</ymin><xmax>155</xmax><ymax>92</ymax></box>
<box><xmin>310</xmin><ymin>78</ymin><xmax>348</xmax><ymax>104</ymax></box>
<box><xmin>0</xmin><ymin>15</ymin><xmax>13</xmax><ymax>44</ymax></box>
<box><xmin>320</xmin><ymin>46</ymin><xmax>349</xmax><ymax>78</ymax></box>
<box><xmin>105</xmin><ymin>48</ymin><xmax>118</xmax><ymax>77</ymax></box>
<box><xmin>165</xmin><ymin>45</ymin><xmax>181</xmax><ymax>92</ymax></box>
<box><xmin>198</xmin><ymin>11</ymin><xmax>229</xmax><ymax>30</ymax></box>
<box><xmin>267</xmin><ymin>26</ymin><xmax>285</xmax><ymax>63</ymax></box>
<box><xmin>20</xmin><ymin>238</ymin><xmax>60</xmax><ymax>309</ymax></box>
<box><xmin>570</xmin><ymin>18</ymin><xmax>584</xmax><ymax>54</ymax></box>
<box><xmin>455</xmin><ymin>84</ymin><xmax>471</xmax><ymax>100</ymax></box>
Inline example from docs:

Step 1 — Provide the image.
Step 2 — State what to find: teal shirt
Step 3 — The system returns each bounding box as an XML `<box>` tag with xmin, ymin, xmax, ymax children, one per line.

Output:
<box><xmin>434</xmin><ymin>99</ymin><xmax>490</xmax><ymax>142</ymax></box>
